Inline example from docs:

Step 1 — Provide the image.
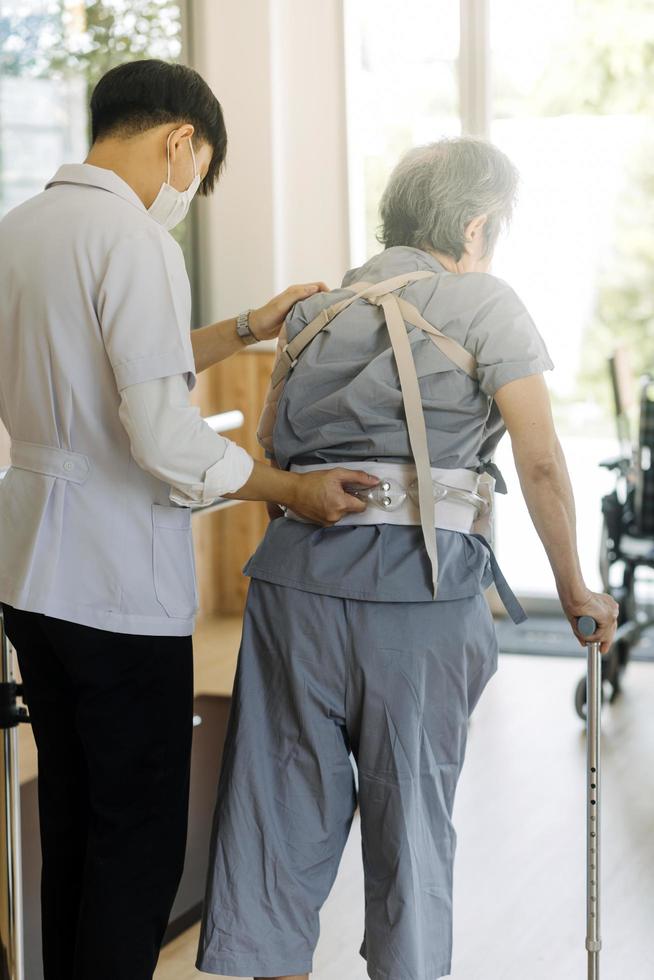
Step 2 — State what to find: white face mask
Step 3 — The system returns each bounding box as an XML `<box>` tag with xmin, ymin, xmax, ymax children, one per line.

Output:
<box><xmin>147</xmin><ymin>131</ymin><xmax>201</xmax><ymax>230</ymax></box>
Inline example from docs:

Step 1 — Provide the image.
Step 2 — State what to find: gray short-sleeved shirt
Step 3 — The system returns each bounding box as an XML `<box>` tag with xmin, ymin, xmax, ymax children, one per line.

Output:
<box><xmin>245</xmin><ymin>245</ymin><xmax>554</xmax><ymax>603</ymax></box>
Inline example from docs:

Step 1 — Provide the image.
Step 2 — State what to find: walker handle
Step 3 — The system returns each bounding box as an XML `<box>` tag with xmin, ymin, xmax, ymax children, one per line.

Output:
<box><xmin>577</xmin><ymin>616</ymin><xmax>598</xmax><ymax>639</ymax></box>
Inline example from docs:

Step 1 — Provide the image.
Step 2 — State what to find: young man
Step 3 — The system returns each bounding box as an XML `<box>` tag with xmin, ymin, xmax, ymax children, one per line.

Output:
<box><xmin>0</xmin><ymin>59</ymin><xmax>376</xmax><ymax>980</ymax></box>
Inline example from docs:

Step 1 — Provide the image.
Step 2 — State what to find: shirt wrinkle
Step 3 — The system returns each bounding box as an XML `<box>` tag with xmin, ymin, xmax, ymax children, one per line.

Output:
<box><xmin>247</xmin><ymin>245</ymin><xmax>553</xmax><ymax>604</ymax></box>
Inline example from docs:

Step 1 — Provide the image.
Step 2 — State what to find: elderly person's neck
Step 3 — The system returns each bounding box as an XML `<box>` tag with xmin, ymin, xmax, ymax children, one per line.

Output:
<box><xmin>418</xmin><ymin>214</ymin><xmax>492</xmax><ymax>275</ymax></box>
<box><xmin>422</xmin><ymin>246</ymin><xmax>492</xmax><ymax>276</ymax></box>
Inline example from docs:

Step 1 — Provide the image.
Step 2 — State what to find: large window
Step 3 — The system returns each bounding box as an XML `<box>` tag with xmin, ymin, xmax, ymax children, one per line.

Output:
<box><xmin>345</xmin><ymin>0</ymin><xmax>654</xmax><ymax>600</ymax></box>
<box><xmin>489</xmin><ymin>0</ymin><xmax>653</xmax><ymax>597</ymax></box>
<box><xmin>344</xmin><ymin>0</ymin><xmax>460</xmax><ymax>263</ymax></box>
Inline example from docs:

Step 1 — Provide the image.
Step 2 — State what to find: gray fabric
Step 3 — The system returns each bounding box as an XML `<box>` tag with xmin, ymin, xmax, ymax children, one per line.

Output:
<box><xmin>245</xmin><ymin>245</ymin><xmax>554</xmax><ymax>605</ymax></box>
<box><xmin>197</xmin><ymin>578</ymin><xmax>499</xmax><ymax>980</ymax></box>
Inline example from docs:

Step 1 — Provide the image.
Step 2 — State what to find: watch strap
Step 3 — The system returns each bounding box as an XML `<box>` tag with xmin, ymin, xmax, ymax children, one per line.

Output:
<box><xmin>236</xmin><ymin>310</ymin><xmax>258</xmax><ymax>346</ymax></box>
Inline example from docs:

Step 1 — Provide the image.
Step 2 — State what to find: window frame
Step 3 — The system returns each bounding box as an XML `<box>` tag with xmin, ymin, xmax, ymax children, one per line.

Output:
<box><xmin>341</xmin><ymin>0</ymin><xmax>566</xmax><ymax>614</ymax></box>
<box><xmin>178</xmin><ymin>0</ymin><xmax>202</xmax><ymax>328</ymax></box>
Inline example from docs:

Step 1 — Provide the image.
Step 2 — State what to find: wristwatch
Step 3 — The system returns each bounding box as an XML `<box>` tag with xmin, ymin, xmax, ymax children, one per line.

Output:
<box><xmin>235</xmin><ymin>309</ymin><xmax>259</xmax><ymax>346</ymax></box>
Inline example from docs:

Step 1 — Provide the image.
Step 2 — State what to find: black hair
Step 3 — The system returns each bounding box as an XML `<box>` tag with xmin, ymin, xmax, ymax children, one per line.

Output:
<box><xmin>90</xmin><ymin>59</ymin><xmax>227</xmax><ymax>196</ymax></box>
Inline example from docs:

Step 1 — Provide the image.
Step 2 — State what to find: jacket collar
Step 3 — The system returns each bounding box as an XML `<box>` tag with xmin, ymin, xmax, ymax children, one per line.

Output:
<box><xmin>45</xmin><ymin>164</ymin><xmax>146</xmax><ymax>213</ymax></box>
<box><xmin>341</xmin><ymin>245</ymin><xmax>448</xmax><ymax>288</ymax></box>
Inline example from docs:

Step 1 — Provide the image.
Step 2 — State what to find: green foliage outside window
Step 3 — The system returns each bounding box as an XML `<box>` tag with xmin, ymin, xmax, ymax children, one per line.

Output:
<box><xmin>0</xmin><ymin>1</ymin><xmax>191</xmax><ymax>255</ymax></box>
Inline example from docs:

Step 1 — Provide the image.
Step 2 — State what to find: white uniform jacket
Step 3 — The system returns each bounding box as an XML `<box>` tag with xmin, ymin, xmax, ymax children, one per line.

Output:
<box><xmin>0</xmin><ymin>164</ymin><xmax>251</xmax><ymax>635</ymax></box>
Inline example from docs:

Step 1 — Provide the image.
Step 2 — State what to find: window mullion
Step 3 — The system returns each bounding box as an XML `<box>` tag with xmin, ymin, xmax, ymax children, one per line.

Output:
<box><xmin>459</xmin><ymin>0</ymin><xmax>491</xmax><ymax>137</ymax></box>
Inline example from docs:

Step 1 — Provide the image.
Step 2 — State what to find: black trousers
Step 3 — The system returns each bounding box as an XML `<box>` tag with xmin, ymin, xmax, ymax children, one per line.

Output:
<box><xmin>1</xmin><ymin>604</ymin><xmax>194</xmax><ymax>980</ymax></box>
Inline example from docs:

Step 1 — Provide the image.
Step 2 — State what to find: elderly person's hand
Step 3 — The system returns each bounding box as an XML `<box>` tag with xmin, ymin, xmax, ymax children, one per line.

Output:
<box><xmin>564</xmin><ymin>590</ymin><xmax>619</xmax><ymax>655</ymax></box>
<box><xmin>249</xmin><ymin>282</ymin><xmax>329</xmax><ymax>342</ymax></box>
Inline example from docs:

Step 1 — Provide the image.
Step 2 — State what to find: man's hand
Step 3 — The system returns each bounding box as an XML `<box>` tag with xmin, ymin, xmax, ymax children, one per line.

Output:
<box><xmin>288</xmin><ymin>469</ymin><xmax>379</xmax><ymax>526</ymax></box>
<box><xmin>249</xmin><ymin>282</ymin><xmax>329</xmax><ymax>342</ymax></box>
<box><xmin>224</xmin><ymin>460</ymin><xmax>378</xmax><ymax>526</ymax></box>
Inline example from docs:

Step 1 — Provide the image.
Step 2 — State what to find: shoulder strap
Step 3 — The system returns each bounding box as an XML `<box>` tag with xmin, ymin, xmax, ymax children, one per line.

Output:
<box><xmin>270</xmin><ymin>269</ymin><xmax>477</xmax><ymax>387</ymax></box>
<box><xmin>395</xmin><ymin>297</ymin><xmax>477</xmax><ymax>379</ymax></box>
<box><xmin>265</xmin><ymin>270</ymin><xmax>479</xmax><ymax>597</ymax></box>
<box><xmin>376</xmin><ymin>290</ymin><xmax>441</xmax><ymax>596</ymax></box>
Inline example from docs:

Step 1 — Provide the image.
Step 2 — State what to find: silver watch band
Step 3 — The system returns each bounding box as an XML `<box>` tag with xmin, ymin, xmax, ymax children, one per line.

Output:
<box><xmin>236</xmin><ymin>309</ymin><xmax>259</xmax><ymax>346</ymax></box>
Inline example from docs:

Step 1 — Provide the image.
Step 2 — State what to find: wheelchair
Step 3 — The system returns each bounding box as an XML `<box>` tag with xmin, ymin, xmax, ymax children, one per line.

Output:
<box><xmin>574</xmin><ymin>364</ymin><xmax>654</xmax><ymax>718</ymax></box>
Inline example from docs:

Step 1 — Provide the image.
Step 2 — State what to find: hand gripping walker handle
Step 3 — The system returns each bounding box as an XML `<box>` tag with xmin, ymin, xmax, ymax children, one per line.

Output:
<box><xmin>577</xmin><ymin>614</ymin><xmax>602</xmax><ymax>979</ymax></box>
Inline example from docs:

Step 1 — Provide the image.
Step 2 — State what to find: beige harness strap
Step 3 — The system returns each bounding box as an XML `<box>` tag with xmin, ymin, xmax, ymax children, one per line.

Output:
<box><xmin>262</xmin><ymin>268</ymin><xmax>482</xmax><ymax>596</ymax></box>
<box><xmin>395</xmin><ymin>297</ymin><xmax>478</xmax><ymax>378</ymax></box>
<box><xmin>375</xmin><ymin>292</ymin><xmax>440</xmax><ymax>596</ymax></box>
<box><xmin>270</xmin><ymin>270</ymin><xmax>437</xmax><ymax>388</ymax></box>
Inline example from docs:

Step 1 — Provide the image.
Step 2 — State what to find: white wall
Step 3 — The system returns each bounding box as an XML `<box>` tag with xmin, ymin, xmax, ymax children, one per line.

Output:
<box><xmin>188</xmin><ymin>0</ymin><xmax>351</xmax><ymax>327</ymax></box>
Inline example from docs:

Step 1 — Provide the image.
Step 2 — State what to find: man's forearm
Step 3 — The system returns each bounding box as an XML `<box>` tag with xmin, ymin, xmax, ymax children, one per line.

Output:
<box><xmin>223</xmin><ymin>459</ymin><xmax>301</xmax><ymax>508</ymax></box>
<box><xmin>514</xmin><ymin>439</ymin><xmax>589</xmax><ymax>606</ymax></box>
<box><xmin>191</xmin><ymin>317</ymin><xmax>244</xmax><ymax>373</ymax></box>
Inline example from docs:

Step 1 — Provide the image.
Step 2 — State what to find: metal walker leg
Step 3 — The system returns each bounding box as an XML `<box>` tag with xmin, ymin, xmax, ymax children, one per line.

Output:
<box><xmin>0</xmin><ymin>608</ymin><xmax>28</xmax><ymax>980</ymax></box>
<box><xmin>578</xmin><ymin>615</ymin><xmax>602</xmax><ymax>980</ymax></box>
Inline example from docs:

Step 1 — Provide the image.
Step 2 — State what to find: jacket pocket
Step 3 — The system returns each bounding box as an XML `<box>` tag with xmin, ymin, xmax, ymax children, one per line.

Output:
<box><xmin>152</xmin><ymin>504</ymin><xmax>198</xmax><ymax>619</ymax></box>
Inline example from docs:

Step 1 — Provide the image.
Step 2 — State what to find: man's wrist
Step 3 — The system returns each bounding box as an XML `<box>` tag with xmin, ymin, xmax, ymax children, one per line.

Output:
<box><xmin>271</xmin><ymin>469</ymin><xmax>300</xmax><ymax>509</ymax></box>
<box><xmin>235</xmin><ymin>309</ymin><xmax>260</xmax><ymax>346</ymax></box>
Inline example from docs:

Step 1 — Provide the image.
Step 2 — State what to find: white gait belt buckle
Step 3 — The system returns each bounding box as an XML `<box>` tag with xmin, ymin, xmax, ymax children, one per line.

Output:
<box><xmin>349</xmin><ymin>474</ymin><xmax>488</xmax><ymax>518</ymax></box>
<box><xmin>287</xmin><ymin>461</ymin><xmax>493</xmax><ymax>535</ymax></box>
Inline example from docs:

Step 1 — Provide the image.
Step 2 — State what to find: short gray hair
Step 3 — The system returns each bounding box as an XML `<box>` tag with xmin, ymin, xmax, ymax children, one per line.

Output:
<box><xmin>377</xmin><ymin>137</ymin><xmax>519</xmax><ymax>260</ymax></box>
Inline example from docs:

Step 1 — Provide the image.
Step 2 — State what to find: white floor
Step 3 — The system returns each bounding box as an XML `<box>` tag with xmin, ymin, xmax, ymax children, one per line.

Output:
<box><xmin>157</xmin><ymin>653</ymin><xmax>654</xmax><ymax>980</ymax></box>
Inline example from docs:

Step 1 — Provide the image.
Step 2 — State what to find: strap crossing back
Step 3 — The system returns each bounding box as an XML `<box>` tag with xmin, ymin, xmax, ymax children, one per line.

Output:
<box><xmin>263</xmin><ymin>269</ymin><xmax>481</xmax><ymax>597</ymax></box>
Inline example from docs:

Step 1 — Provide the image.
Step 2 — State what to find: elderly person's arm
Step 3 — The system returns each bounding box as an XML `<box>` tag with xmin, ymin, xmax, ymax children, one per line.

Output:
<box><xmin>494</xmin><ymin>373</ymin><xmax>619</xmax><ymax>653</ymax></box>
<box><xmin>191</xmin><ymin>281</ymin><xmax>328</xmax><ymax>373</ymax></box>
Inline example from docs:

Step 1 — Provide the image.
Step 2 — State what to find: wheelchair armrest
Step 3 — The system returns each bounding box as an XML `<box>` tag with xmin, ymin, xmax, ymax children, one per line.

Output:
<box><xmin>599</xmin><ymin>454</ymin><xmax>631</xmax><ymax>472</ymax></box>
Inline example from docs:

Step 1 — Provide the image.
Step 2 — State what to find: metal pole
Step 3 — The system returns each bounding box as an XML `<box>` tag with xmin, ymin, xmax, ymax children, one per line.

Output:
<box><xmin>578</xmin><ymin>615</ymin><xmax>602</xmax><ymax>980</ymax></box>
<box><xmin>0</xmin><ymin>609</ymin><xmax>25</xmax><ymax>980</ymax></box>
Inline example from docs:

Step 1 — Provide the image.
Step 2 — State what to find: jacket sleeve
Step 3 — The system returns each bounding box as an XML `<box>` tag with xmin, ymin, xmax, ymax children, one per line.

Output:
<box><xmin>97</xmin><ymin>229</ymin><xmax>197</xmax><ymax>393</ymax></box>
<box><xmin>118</xmin><ymin>374</ymin><xmax>254</xmax><ymax>505</ymax></box>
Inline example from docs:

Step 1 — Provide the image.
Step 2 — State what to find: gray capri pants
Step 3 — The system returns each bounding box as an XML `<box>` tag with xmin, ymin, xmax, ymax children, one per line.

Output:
<box><xmin>196</xmin><ymin>578</ymin><xmax>499</xmax><ymax>980</ymax></box>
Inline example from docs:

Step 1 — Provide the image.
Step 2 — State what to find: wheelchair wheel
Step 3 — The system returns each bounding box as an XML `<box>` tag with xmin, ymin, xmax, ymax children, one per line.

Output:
<box><xmin>599</xmin><ymin>515</ymin><xmax>612</xmax><ymax>592</ymax></box>
<box><xmin>606</xmin><ymin>641</ymin><xmax>629</xmax><ymax>700</ymax></box>
<box><xmin>574</xmin><ymin>676</ymin><xmax>586</xmax><ymax>720</ymax></box>
<box><xmin>575</xmin><ymin>651</ymin><xmax>624</xmax><ymax>719</ymax></box>
<box><xmin>574</xmin><ymin>675</ymin><xmax>607</xmax><ymax>721</ymax></box>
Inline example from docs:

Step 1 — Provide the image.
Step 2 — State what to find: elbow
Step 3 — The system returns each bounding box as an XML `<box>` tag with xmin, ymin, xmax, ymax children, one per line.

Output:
<box><xmin>515</xmin><ymin>442</ymin><xmax>565</xmax><ymax>483</ymax></box>
<box><xmin>129</xmin><ymin>437</ymin><xmax>160</xmax><ymax>477</ymax></box>
<box><xmin>525</xmin><ymin>455</ymin><xmax>559</xmax><ymax>481</ymax></box>
<box><xmin>125</xmin><ymin>421</ymin><xmax>171</xmax><ymax>480</ymax></box>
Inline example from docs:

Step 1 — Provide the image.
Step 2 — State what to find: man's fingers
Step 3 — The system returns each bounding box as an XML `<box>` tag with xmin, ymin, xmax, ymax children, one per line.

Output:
<box><xmin>340</xmin><ymin>493</ymin><xmax>368</xmax><ymax>515</ymax></box>
<box><xmin>287</xmin><ymin>282</ymin><xmax>330</xmax><ymax>301</ymax></box>
<box><xmin>336</xmin><ymin>469</ymin><xmax>379</xmax><ymax>487</ymax></box>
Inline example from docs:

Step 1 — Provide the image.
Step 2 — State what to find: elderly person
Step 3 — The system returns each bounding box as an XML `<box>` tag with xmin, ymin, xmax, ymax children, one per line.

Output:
<box><xmin>196</xmin><ymin>137</ymin><xmax>618</xmax><ymax>980</ymax></box>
